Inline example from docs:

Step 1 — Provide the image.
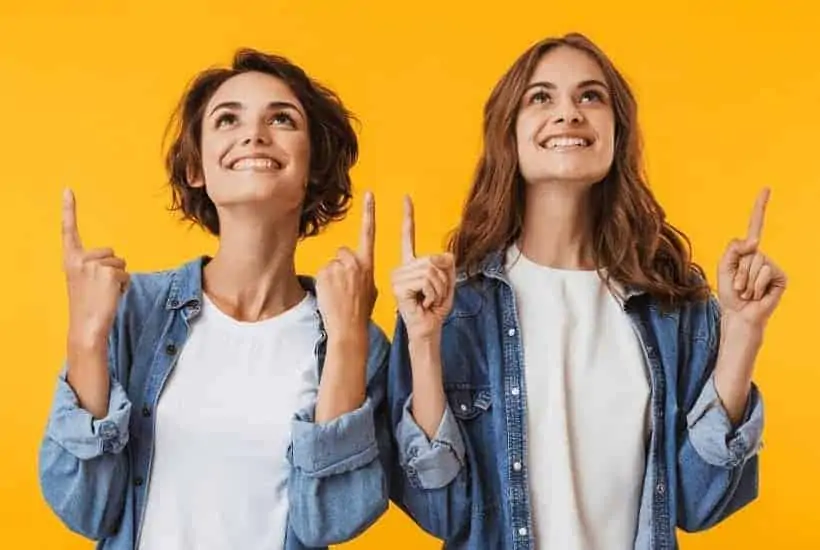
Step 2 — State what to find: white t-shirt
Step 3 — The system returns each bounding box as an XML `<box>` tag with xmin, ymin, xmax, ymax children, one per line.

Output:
<box><xmin>137</xmin><ymin>292</ymin><xmax>321</xmax><ymax>550</ymax></box>
<box><xmin>506</xmin><ymin>245</ymin><xmax>650</xmax><ymax>550</ymax></box>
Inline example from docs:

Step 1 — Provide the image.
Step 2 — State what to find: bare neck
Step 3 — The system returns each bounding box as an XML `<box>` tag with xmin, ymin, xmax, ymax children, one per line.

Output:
<box><xmin>518</xmin><ymin>182</ymin><xmax>595</xmax><ymax>271</ymax></box>
<box><xmin>203</xmin><ymin>212</ymin><xmax>305</xmax><ymax>322</ymax></box>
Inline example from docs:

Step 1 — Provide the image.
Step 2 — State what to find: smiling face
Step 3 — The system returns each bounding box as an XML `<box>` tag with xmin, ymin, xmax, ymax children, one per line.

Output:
<box><xmin>190</xmin><ymin>71</ymin><xmax>311</xmax><ymax>220</ymax></box>
<box><xmin>515</xmin><ymin>46</ymin><xmax>616</xmax><ymax>188</ymax></box>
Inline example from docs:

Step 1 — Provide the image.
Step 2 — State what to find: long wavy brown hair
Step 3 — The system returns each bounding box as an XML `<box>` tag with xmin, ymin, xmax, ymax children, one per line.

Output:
<box><xmin>449</xmin><ymin>33</ymin><xmax>710</xmax><ymax>305</ymax></box>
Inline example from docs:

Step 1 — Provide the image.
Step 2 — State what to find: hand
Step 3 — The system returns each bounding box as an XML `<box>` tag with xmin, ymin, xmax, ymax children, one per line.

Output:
<box><xmin>391</xmin><ymin>196</ymin><xmax>456</xmax><ymax>342</ymax></box>
<box><xmin>717</xmin><ymin>188</ymin><xmax>788</xmax><ymax>329</ymax></box>
<box><xmin>62</xmin><ymin>189</ymin><xmax>129</xmax><ymax>347</ymax></box>
<box><xmin>315</xmin><ymin>191</ymin><xmax>377</xmax><ymax>339</ymax></box>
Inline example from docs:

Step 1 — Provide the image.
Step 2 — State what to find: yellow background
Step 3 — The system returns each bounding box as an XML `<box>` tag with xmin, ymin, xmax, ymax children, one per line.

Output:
<box><xmin>1</xmin><ymin>0</ymin><xmax>817</xmax><ymax>548</ymax></box>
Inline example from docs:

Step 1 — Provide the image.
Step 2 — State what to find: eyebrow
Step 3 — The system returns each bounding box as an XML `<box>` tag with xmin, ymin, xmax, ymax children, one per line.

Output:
<box><xmin>207</xmin><ymin>100</ymin><xmax>305</xmax><ymax>119</ymax></box>
<box><xmin>523</xmin><ymin>79</ymin><xmax>609</xmax><ymax>93</ymax></box>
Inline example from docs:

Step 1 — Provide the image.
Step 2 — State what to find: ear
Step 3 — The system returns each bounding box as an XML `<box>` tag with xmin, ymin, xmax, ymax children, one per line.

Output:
<box><xmin>186</xmin><ymin>163</ymin><xmax>205</xmax><ymax>188</ymax></box>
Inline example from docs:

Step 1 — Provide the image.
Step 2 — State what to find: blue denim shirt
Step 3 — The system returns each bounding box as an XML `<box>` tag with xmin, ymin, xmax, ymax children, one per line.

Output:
<box><xmin>388</xmin><ymin>250</ymin><xmax>763</xmax><ymax>550</ymax></box>
<box><xmin>39</xmin><ymin>257</ymin><xmax>391</xmax><ymax>549</ymax></box>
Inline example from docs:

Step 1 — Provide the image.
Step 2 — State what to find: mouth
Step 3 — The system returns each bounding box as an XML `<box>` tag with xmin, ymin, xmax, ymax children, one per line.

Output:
<box><xmin>228</xmin><ymin>155</ymin><xmax>283</xmax><ymax>171</ymax></box>
<box><xmin>538</xmin><ymin>135</ymin><xmax>593</xmax><ymax>151</ymax></box>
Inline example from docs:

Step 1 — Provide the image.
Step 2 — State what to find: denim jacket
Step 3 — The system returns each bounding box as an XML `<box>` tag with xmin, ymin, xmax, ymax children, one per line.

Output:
<box><xmin>39</xmin><ymin>257</ymin><xmax>391</xmax><ymax>549</ymax></box>
<box><xmin>388</xmin><ymin>250</ymin><xmax>763</xmax><ymax>550</ymax></box>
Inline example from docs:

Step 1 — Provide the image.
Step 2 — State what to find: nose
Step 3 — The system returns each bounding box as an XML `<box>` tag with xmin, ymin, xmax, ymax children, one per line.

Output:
<box><xmin>552</xmin><ymin>100</ymin><xmax>585</xmax><ymax>126</ymax></box>
<box><xmin>240</xmin><ymin>120</ymin><xmax>272</xmax><ymax>146</ymax></box>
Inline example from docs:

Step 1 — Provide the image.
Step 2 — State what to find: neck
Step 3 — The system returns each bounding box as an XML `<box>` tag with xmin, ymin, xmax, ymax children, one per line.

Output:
<box><xmin>203</xmin><ymin>211</ymin><xmax>305</xmax><ymax>322</ymax></box>
<box><xmin>519</xmin><ymin>181</ymin><xmax>595</xmax><ymax>270</ymax></box>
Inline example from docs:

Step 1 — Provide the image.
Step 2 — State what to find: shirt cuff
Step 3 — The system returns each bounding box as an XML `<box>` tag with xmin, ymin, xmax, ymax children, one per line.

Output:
<box><xmin>45</xmin><ymin>368</ymin><xmax>131</xmax><ymax>460</ymax></box>
<box><xmin>395</xmin><ymin>395</ymin><xmax>465</xmax><ymax>490</ymax></box>
<box><xmin>686</xmin><ymin>373</ymin><xmax>764</xmax><ymax>468</ymax></box>
<box><xmin>289</xmin><ymin>398</ymin><xmax>379</xmax><ymax>478</ymax></box>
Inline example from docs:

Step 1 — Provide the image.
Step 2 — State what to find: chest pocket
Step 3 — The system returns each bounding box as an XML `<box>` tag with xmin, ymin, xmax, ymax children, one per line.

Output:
<box><xmin>447</xmin><ymin>387</ymin><xmax>493</xmax><ymax>420</ymax></box>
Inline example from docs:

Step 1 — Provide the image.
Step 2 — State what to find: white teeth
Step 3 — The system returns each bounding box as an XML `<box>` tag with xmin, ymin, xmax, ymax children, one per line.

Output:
<box><xmin>231</xmin><ymin>158</ymin><xmax>280</xmax><ymax>170</ymax></box>
<box><xmin>543</xmin><ymin>136</ymin><xmax>590</xmax><ymax>149</ymax></box>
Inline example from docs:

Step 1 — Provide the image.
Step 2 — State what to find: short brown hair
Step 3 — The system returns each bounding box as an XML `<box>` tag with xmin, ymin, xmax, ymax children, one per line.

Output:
<box><xmin>165</xmin><ymin>48</ymin><xmax>358</xmax><ymax>237</ymax></box>
<box><xmin>449</xmin><ymin>33</ymin><xmax>710</xmax><ymax>305</ymax></box>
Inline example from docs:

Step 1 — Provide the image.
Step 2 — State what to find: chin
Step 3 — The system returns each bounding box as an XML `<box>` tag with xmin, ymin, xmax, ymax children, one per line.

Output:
<box><xmin>524</xmin><ymin>169</ymin><xmax>605</xmax><ymax>188</ymax></box>
<box><xmin>215</xmin><ymin>177</ymin><xmax>306</xmax><ymax>201</ymax></box>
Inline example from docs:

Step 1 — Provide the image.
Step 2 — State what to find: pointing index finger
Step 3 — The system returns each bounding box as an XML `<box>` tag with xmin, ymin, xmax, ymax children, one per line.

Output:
<box><xmin>61</xmin><ymin>188</ymin><xmax>83</xmax><ymax>256</ymax></box>
<box><xmin>357</xmin><ymin>191</ymin><xmax>375</xmax><ymax>267</ymax></box>
<box><xmin>402</xmin><ymin>195</ymin><xmax>416</xmax><ymax>263</ymax></box>
<box><xmin>746</xmin><ymin>187</ymin><xmax>770</xmax><ymax>242</ymax></box>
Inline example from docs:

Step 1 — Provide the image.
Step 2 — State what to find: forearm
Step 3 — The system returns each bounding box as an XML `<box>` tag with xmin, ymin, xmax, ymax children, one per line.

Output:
<box><xmin>713</xmin><ymin>318</ymin><xmax>764</xmax><ymax>425</ymax></box>
<box><xmin>66</xmin><ymin>330</ymin><xmax>111</xmax><ymax>419</ymax></box>
<box><xmin>409</xmin><ymin>334</ymin><xmax>447</xmax><ymax>439</ymax></box>
<box><xmin>315</xmin><ymin>330</ymin><xmax>368</xmax><ymax>423</ymax></box>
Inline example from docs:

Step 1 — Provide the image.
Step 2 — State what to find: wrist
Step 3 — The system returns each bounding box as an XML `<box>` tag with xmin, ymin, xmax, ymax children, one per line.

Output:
<box><xmin>721</xmin><ymin>314</ymin><xmax>765</xmax><ymax>349</ymax></box>
<box><xmin>408</xmin><ymin>332</ymin><xmax>441</xmax><ymax>359</ymax></box>
<box><xmin>326</xmin><ymin>328</ymin><xmax>368</xmax><ymax>362</ymax></box>
<box><xmin>67</xmin><ymin>326</ymin><xmax>108</xmax><ymax>354</ymax></box>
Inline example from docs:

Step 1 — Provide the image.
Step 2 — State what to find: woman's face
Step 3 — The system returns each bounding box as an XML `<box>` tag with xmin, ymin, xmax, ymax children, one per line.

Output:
<box><xmin>192</xmin><ymin>71</ymin><xmax>311</xmax><ymax>221</ymax></box>
<box><xmin>515</xmin><ymin>46</ymin><xmax>615</xmax><ymax>189</ymax></box>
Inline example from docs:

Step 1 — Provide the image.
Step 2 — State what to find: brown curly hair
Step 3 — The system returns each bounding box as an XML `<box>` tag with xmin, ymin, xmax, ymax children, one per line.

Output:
<box><xmin>449</xmin><ymin>33</ymin><xmax>710</xmax><ymax>305</ymax></box>
<box><xmin>165</xmin><ymin>48</ymin><xmax>358</xmax><ymax>238</ymax></box>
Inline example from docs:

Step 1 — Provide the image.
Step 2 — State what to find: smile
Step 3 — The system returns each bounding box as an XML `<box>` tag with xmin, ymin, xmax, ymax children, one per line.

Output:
<box><xmin>539</xmin><ymin>136</ymin><xmax>592</xmax><ymax>150</ymax></box>
<box><xmin>229</xmin><ymin>157</ymin><xmax>283</xmax><ymax>171</ymax></box>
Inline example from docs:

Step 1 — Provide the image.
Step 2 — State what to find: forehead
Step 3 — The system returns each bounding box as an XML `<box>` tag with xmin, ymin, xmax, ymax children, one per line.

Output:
<box><xmin>528</xmin><ymin>46</ymin><xmax>606</xmax><ymax>86</ymax></box>
<box><xmin>206</xmin><ymin>71</ymin><xmax>304</xmax><ymax>111</ymax></box>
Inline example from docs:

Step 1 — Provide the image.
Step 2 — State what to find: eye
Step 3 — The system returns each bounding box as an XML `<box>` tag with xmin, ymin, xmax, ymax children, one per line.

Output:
<box><xmin>579</xmin><ymin>89</ymin><xmax>605</xmax><ymax>103</ymax></box>
<box><xmin>529</xmin><ymin>90</ymin><xmax>551</xmax><ymax>105</ymax></box>
<box><xmin>214</xmin><ymin>112</ymin><xmax>238</xmax><ymax>129</ymax></box>
<box><xmin>270</xmin><ymin>111</ymin><xmax>296</xmax><ymax>127</ymax></box>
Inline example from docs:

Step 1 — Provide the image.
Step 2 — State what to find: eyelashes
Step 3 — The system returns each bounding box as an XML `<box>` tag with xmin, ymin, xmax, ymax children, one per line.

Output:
<box><xmin>212</xmin><ymin>110</ymin><xmax>298</xmax><ymax>130</ymax></box>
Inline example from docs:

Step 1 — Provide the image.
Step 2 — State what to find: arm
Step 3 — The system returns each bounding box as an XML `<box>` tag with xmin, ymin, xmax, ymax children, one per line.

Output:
<box><xmin>387</xmin><ymin>315</ymin><xmax>471</xmax><ymax>541</ymax></box>
<box><xmin>287</xmin><ymin>324</ymin><xmax>390</xmax><ymax>546</ymax></box>
<box><xmin>287</xmin><ymin>192</ymin><xmax>389</xmax><ymax>546</ymax></box>
<box><xmin>676</xmin><ymin>296</ymin><xmax>764</xmax><ymax>532</ymax></box>
<box><xmin>38</xmin><ymin>301</ymin><xmax>132</xmax><ymax>539</ymax></box>
<box><xmin>38</xmin><ymin>188</ymin><xmax>132</xmax><ymax>539</ymax></box>
<box><xmin>386</xmin><ymin>196</ymin><xmax>470</xmax><ymax>540</ymax></box>
<box><xmin>678</xmin><ymin>188</ymin><xmax>786</xmax><ymax>530</ymax></box>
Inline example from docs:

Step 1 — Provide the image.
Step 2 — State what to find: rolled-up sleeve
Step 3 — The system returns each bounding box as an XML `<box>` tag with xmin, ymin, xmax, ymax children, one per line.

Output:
<box><xmin>290</xmin><ymin>397</ymin><xmax>379</xmax><ymax>478</ymax></box>
<box><xmin>45</xmin><ymin>368</ymin><xmax>132</xmax><ymax>460</ymax></box>
<box><xmin>395</xmin><ymin>395</ymin><xmax>465</xmax><ymax>490</ymax></box>
<box><xmin>686</xmin><ymin>373</ymin><xmax>763</xmax><ymax>468</ymax></box>
<box><xmin>286</xmin><ymin>322</ymin><xmax>390</xmax><ymax>547</ymax></box>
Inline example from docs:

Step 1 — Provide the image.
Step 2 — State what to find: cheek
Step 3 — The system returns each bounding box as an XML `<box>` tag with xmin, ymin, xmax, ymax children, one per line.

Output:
<box><xmin>514</xmin><ymin>114</ymin><xmax>540</xmax><ymax>166</ymax></box>
<box><xmin>515</xmin><ymin>113</ymin><xmax>538</xmax><ymax>145</ymax></box>
<box><xmin>199</xmin><ymin>135</ymin><xmax>226</xmax><ymax>171</ymax></box>
<box><xmin>599</xmin><ymin>114</ymin><xmax>616</xmax><ymax>148</ymax></box>
<box><xmin>279</xmin><ymin>132</ymin><xmax>311</xmax><ymax>174</ymax></box>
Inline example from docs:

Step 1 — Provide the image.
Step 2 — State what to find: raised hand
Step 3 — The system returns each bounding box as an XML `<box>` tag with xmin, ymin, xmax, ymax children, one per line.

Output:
<box><xmin>717</xmin><ymin>188</ymin><xmax>787</xmax><ymax>328</ymax></box>
<box><xmin>62</xmin><ymin>189</ymin><xmax>129</xmax><ymax>347</ymax></box>
<box><xmin>391</xmin><ymin>196</ymin><xmax>456</xmax><ymax>342</ymax></box>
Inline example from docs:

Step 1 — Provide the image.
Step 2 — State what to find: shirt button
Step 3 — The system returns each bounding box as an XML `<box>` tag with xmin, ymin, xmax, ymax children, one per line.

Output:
<box><xmin>165</xmin><ymin>343</ymin><xmax>177</xmax><ymax>356</ymax></box>
<box><xmin>513</xmin><ymin>461</ymin><xmax>522</xmax><ymax>471</ymax></box>
<box><xmin>511</xmin><ymin>387</ymin><xmax>520</xmax><ymax>396</ymax></box>
<box><xmin>459</xmin><ymin>404</ymin><xmax>468</xmax><ymax>412</ymax></box>
<box><xmin>518</xmin><ymin>527</ymin><xmax>528</xmax><ymax>537</ymax></box>
<box><xmin>657</xmin><ymin>483</ymin><xmax>666</xmax><ymax>495</ymax></box>
<box><xmin>142</xmin><ymin>406</ymin><xmax>151</xmax><ymax>418</ymax></box>
<box><xmin>134</xmin><ymin>477</ymin><xmax>144</xmax><ymax>487</ymax></box>
<box><xmin>507</xmin><ymin>328</ymin><xmax>516</xmax><ymax>336</ymax></box>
